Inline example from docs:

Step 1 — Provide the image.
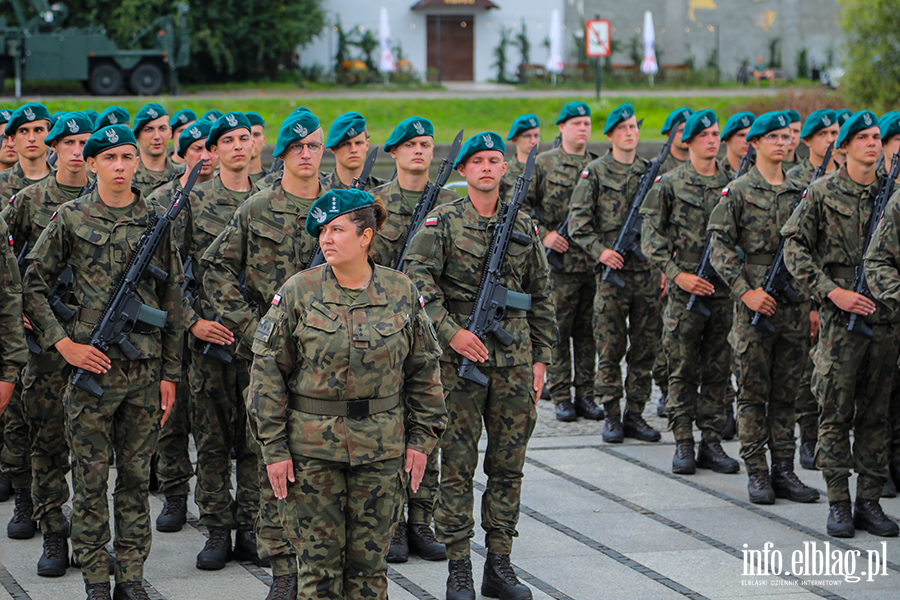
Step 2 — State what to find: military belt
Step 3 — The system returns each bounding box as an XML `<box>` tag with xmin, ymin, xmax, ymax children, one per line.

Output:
<box><xmin>446</xmin><ymin>300</ymin><xmax>527</xmax><ymax>318</ymax></box>
<box><xmin>290</xmin><ymin>393</ymin><xmax>401</xmax><ymax>418</ymax></box>
<box><xmin>829</xmin><ymin>265</ymin><xmax>857</xmax><ymax>279</ymax></box>
<box><xmin>744</xmin><ymin>254</ymin><xmax>774</xmax><ymax>266</ymax></box>
<box><xmin>675</xmin><ymin>250</ymin><xmax>702</xmax><ymax>263</ymax></box>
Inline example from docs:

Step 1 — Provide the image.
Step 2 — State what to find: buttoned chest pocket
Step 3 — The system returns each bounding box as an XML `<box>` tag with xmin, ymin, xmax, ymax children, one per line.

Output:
<box><xmin>194</xmin><ymin>213</ymin><xmax>229</xmax><ymax>254</ymax></box>
<box><xmin>504</xmin><ymin>232</ymin><xmax>533</xmax><ymax>277</ymax></box>
<box><xmin>247</xmin><ymin>220</ymin><xmax>286</xmax><ymax>274</ymax></box>
<box><xmin>368</xmin><ymin>311</ymin><xmax>410</xmax><ymax>370</ymax></box>
<box><xmin>543</xmin><ymin>173</ymin><xmax>574</xmax><ymax>223</ymax></box>
<box><xmin>449</xmin><ymin>231</ymin><xmax>489</xmax><ymax>284</ymax></box>
<box><xmin>34</xmin><ymin>209</ymin><xmax>55</xmax><ymax>231</ymax></box>
<box><xmin>668</xmin><ymin>192</ymin><xmax>704</xmax><ymax>231</ymax></box>
<box><xmin>379</xmin><ymin>206</ymin><xmax>406</xmax><ymax>243</ymax></box>
<box><xmin>597</xmin><ymin>179</ymin><xmax>627</xmax><ymax>232</ymax></box>
<box><xmin>71</xmin><ymin>223</ymin><xmax>111</xmax><ymax>273</ymax></box>
<box><xmin>296</xmin><ymin>307</ymin><xmax>343</xmax><ymax>368</ymax></box>
<box><xmin>742</xmin><ymin>195</ymin><xmax>778</xmax><ymax>245</ymax></box>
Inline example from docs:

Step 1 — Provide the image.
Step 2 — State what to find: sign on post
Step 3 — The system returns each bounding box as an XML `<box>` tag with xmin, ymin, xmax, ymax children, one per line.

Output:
<box><xmin>585</xmin><ymin>19</ymin><xmax>611</xmax><ymax>58</ymax></box>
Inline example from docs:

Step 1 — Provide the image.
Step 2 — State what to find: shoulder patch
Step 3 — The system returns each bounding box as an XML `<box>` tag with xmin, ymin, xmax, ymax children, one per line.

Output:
<box><xmin>654</xmin><ymin>176</ymin><xmax>661</xmax><ymax>183</ymax></box>
<box><xmin>50</xmin><ymin>210</ymin><xmax>57</xmax><ymax>220</ymax></box>
<box><xmin>419</xmin><ymin>295</ymin><xmax>425</xmax><ymax>308</ymax></box>
<box><xmin>7</xmin><ymin>234</ymin><xmax>13</xmax><ymax>246</ymax></box>
<box><xmin>424</xmin><ymin>217</ymin><xmax>438</xmax><ymax>227</ymax></box>
<box><xmin>255</xmin><ymin>319</ymin><xmax>274</xmax><ymax>343</ymax></box>
<box><xmin>581</xmin><ymin>169</ymin><xmax>589</xmax><ymax>178</ymax></box>
<box><xmin>801</xmin><ymin>189</ymin><xmax>807</xmax><ymax>198</ymax></box>
<box><xmin>721</xmin><ymin>187</ymin><xmax>729</xmax><ymax>196</ymax></box>
<box><xmin>534</xmin><ymin>224</ymin><xmax>540</xmax><ymax>236</ymax></box>
<box><xmin>271</xmin><ymin>294</ymin><xmax>281</xmax><ymax>306</ymax></box>
<box><xmin>7</xmin><ymin>195</ymin><xmax>14</xmax><ymax>204</ymax></box>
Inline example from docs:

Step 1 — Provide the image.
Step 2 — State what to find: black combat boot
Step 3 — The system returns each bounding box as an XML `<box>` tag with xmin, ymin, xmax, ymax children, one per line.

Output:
<box><xmin>386</xmin><ymin>521</ymin><xmax>409</xmax><ymax>563</ymax></box>
<box><xmin>113</xmin><ymin>581</ymin><xmax>150</xmax><ymax>600</ymax></box>
<box><xmin>540</xmin><ymin>386</ymin><xmax>550</xmax><ymax>401</ymax></box>
<box><xmin>408</xmin><ymin>522</ymin><xmax>446</xmax><ymax>561</ymax></box>
<box><xmin>771</xmin><ymin>459</ymin><xmax>819</xmax><ymax>503</ymax></box>
<box><xmin>482</xmin><ymin>553</ymin><xmax>532</xmax><ymax>600</ymax></box>
<box><xmin>672</xmin><ymin>439</ymin><xmax>696</xmax><ymax>474</ymax></box>
<box><xmin>623</xmin><ymin>409</ymin><xmax>661</xmax><ymax>442</ymax></box>
<box><xmin>7</xmin><ymin>488</ymin><xmax>36</xmax><ymax>539</ymax></box>
<box><xmin>602</xmin><ymin>414</ymin><xmax>624</xmax><ymax>444</ymax></box>
<box><xmin>447</xmin><ymin>558</ymin><xmax>476</xmax><ymax>600</ymax></box>
<box><xmin>747</xmin><ymin>471</ymin><xmax>776</xmax><ymax>504</ymax></box>
<box><xmin>0</xmin><ymin>473</ymin><xmax>11</xmax><ymax>502</ymax></box>
<box><xmin>233</xmin><ymin>529</ymin><xmax>269</xmax><ymax>567</ymax></box>
<box><xmin>196</xmin><ymin>527</ymin><xmax>231</xmax><ymax>570</ymax></box>
<box><xmin>155</xmin><ymin>494</ymin><xmax>187</xmax><ymax>532</ymax></box>
<box><xmin>37</xmin><ymin>529</ymin><xmax>69</xmax><ymax>577</ymax></box>
<box><xmin>573</xmin><ymin>396</ymin><xmax>604</xmax><ymax>420</ymax></box>
<box><xmin>554</xmin><ymin>400</ymin><xmax>577</xmax><ymax>422</ymax></box>
<box><xmin>826</xmin><ymin>500</ymin><xmax>854</xmax><ymax>538</ymax></box>
<box><xmin>696</xmin><ymin>439</ymin><xmax>740</xmax><ymax>473</ymax></box>
<box><xmin>656</xmin><ymin>395</ymin><xmax>667</xmax><ymax>418</ymax></box>
<box><xmin>883</xmin><ymin>478</ymin><xmax>898</xmax><ymax>499</ymax></box>
<box><xmin>266</xmin><ymin>573</ymin><xmax>298</xmax><ymax>600</ymax></box>
<box><xmin>85</xmin><ymin>582</ymin><xmax>112</xmax><ymax>600</ymax></box>
<box><xmin>854</xmin><ymin>499</ymin><xmax>900</xmax><ymax>537</ymax></box>
<box><xmin>798</xmin><ymin>439</ymin><xmax>817</xmax><ymax>470</ymax></box>
<box><xmin>722</xmin><ymin>405</ymin><xmax>736</xmax><ymax>441</ymax></box>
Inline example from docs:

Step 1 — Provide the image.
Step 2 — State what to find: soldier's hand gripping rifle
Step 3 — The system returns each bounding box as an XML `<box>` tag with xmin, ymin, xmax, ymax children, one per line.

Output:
<box><xmin>686</xmin><ymin>146</ymin><xmax>756</xmax><ymax>318</ymax></box>
<box><xmin>70</xmin><ymin>161</ymin><xmax>203</xmax><ymax>398</ymax></box>
<box><xmin>457</xmin><ymin>145</ymin><xmax>538</xmax><ymax>387</ymax></box>
<box><xmin>750</xmin><ymin>143</ymin><xmax>834</xmax><ymax>334</ymax></box>
<box><xmin>394</xmin><ymin>130</ymin><xmax>463</xmax><ymax>272</ymax></box>
<box><xmin>13</xmin><ymin>239</ymin><xmax>42</xmax><ymax>355</ymax></box>
<box><xmin>600</xmin><ymin>122</ymin><xmax>678</xmax><ymax>289</ymax></box>
<box><xmin>846</xmin><ymin>151</ymin><xmax>900</xmax><ymax>338</ymax></box>
<box><xmin>308</xmin><ymin>146</ymin><xmax>379</xmax><ymax>268</ymax></box>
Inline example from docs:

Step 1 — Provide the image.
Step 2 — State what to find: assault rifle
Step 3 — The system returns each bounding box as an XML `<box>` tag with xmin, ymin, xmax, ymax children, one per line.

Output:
<box><xmin>70</xmin><ymin>161</ymin><xmax>202</xmax><ymax>398</ymax></box>
<box><xmin>750</xmin><ymin>143</ymin><xmax>834</xmax><ymax>334</ymax></box>
<box><xmin>14</xmin><ymin>241</ymin><xmax>41</xmax><ymax>355</ymax></box>
<box><xmin>308</xmin><ymin>146</ymin><xmax>379</xmax><ymax>268</ymax></box>
<box><xmin>846</xmin><ymin>151</ymin><xmax>900</xmax><ymax>338</ymax></box>
<box><xmin>182</xmin><ymin>256</ymin><xmax>198</xmax><ymax>310</ymax></box>
<box><xmin>393</xmin><ymin>130</ymin><xmax>463</xmax><ymax>272</ymax></box>
<box><xmin>200</xmin><ymin>270</ymin><xmax>252</xmax><ymax>365</ymax></box>
<box><xmin>686</xmin><ymin>146</ymin><xmax>756</xmax><ymax>318</ymax></box>
<box><xmin>457</xmin><ymin>145</ymin><xmax>538</xmax><ymax>387</ymax></box>
<box><xmin>600</xmin><ymin>122</ymin><xmax>678</xmax><ymax>289</ymax></box>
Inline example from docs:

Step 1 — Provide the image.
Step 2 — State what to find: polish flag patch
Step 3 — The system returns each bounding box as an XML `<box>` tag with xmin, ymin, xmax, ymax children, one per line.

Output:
<box><xmin>7</xmin><ymin>195</ymin><xmax>14</xmax><ymax>204</ymax></box>
<box><xmin>721</xmin><ymin>187</ymin><xmax>729</xmax><ymax>196</ymax></box>
<box><xmin>654</xmin><ymin>176</ymin><xmax>661</xmax><ymax>183</ymax></box>
<box><xmin>419</xmin><ymin>295</ymin><xmax>425</xmax><ymax>308</ymax></box>
<box><xmin>424</xmin><ymin>217</ymin><xmax>438</xmax><ymax>227</ymax></box>
<box><xmin>272</xmin><ymin>294</ymin><xmax>281</xmax><ymax>306</ymax></box>
<box><xmin>802</xmin><ymin>190</ymin><xmax>808</xmax><ymax>198</ymax></box>
<box><xmin>581</xmin><ymin>170</ymin><xmax>589</xmax><ymax>178</ymax></box>
<box><xmin>7</xmin><ymin>234</ymin><xmax>12</xmax><ymax>246</ymax></box>
<box><xmin>50</xmin><ymin>211</ymin><xmax>57</xmax><ymax>220</ymax></box>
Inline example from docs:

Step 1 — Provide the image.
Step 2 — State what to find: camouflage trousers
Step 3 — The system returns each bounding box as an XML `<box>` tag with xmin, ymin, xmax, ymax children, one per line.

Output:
<box><xmin>435</xmin><ymin>362</ymin><xmax>536</xmax><ymax>560</ymax></box>
<box><xmin>795</xmin><ymin>349</ymin><xmax>818</xmax><ymax>443</ymax></box>
<box><xmin>189</xmin><ymin>350</ymin><xmax>258</xmax><ymax>530</ymax></box>
<box><xmin>22</xmin><ymin>349</ymin><xmax>70</xmax><ymax>534</ymax></box>
<box><xmin>812</xmin><ymin>306</ymin><xmax>899</xmax><ymax>503</ymax></box>
<box><xmin>664</xmin><ymin>288</ymin><xmax>732</xmax><ymax>441</ymax></box>
<box><xmin>403</xmin><ymin>442</ymin><xmax>439</xmax><ymax>526</ymax></box>
<box><xmin>731</xmin><ymin>302</ymin><xmax>811</xmax><ymax>473</ymax></box>
<box><xmin>280</xmin><ymin>455</ymin><xmax>403</xmax><ymax>600</ymax></box>
<box><xmin>652</xmin><ymin>335</ymin><xmax>668</xmax><ymax>397</ymax></box>
<box><xmin>64</xmin><ymin>359</ymin><xmax>162</xmax><ymax>586</ymax></box>
<box><xmin>593</xmin><ymin>269</ymin><xmax>661</xmax><ymax>417</ymax></box>
<box><xmin>547</xmin><ymin>270</ymin><xmax>596</xmax><ymax>404</ymax></box>
<box><xmin>156</xmin><ymin>354</ymin><xmax>193</xmax><ymax>497</ymax></box>
<box><xmin>1</xmin><ymin>382</ymin><xmax>30</xmax><ymax>490</ymax></box>
<box><xmin>891</xmin><ymin>372</ymin><xmax>900</xmax><ymax>464</ymax></box>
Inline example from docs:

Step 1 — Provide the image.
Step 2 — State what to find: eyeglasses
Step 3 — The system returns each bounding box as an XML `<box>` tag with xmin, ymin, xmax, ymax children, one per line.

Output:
<box><xmin>762</xmin><ymin>133</ymin><xmax>792</xmax><ymax>143</ymax></box>
<box><xmin>288</xmin><ymin>142</ymin><xmax>323</xmax><ymax>155</ymax></box>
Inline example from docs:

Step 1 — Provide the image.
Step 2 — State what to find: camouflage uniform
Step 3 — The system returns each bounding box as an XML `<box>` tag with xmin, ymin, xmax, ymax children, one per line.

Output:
<box><xmin>319</xmin><ymin>169</ymin><xmax>384</xmax><ymax>192</ymax></box>
<box><xmin>640</xmin><ymin>160</ymin><xmax>732</xmax><ymax>440</ymax></box>
<box><xmin>0</xmin><ymin>161</ymin><xmax>53</xmax><ymax>201</ymax></box>
<box><xmin>524</xmin><ymin>146</ymin><xmax>598</xmax><ymax>405</ymax></box>
<box><xmin>499</xmin><ymin>154</ymin><xmax>525</xmax><ymax>202</ymax></box>
<box><xmin>569</xmin><ymin>151</ymin><xmax>659</xmax><ymax>418</ymax></box>
<box><xmin>659</xmin><ymin>153</ymin><xmax>687</xmax><ymax>176</ymax></box>
<box><xmin>0</xmin><ymin>214</ymin><xmax>27</xmax><ymax>390</ymax></box>
<box><xmin>249</xmin><ymin>264</ymin><xmax>446</xmax><ymax>600</ymax></box>
<box><xmin>132</xmin><ymin>156</ymin><xmax>182</xmax><ymax>196</ymax></box>
<box><xmin>403</xmin><ymin>197</ymin><xmax>556</xmax><ymax>559</ymax></box>
<box><xmin>707</xmin><ymin>167</ymin><xmax>808</xmax><ymax>472</ymax></box>
<box><xmin>783</xmin><ymin>166</ymin><xmax>900</xmax><ymax>503</ymax></box>
<box><xmin>22</xmin><ymin>188</ymin><xmax>184</xmax><ymax>585</ymax></box>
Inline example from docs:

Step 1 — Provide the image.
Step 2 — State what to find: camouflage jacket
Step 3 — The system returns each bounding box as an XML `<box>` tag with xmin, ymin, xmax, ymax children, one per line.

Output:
<box><xmin>368</xmin><ymin>178</ymin><xmax>460</xmax><ymax>268</ymax></box>
<box><xmin>865</xmin><ymin>191</ymin><xmax>900</xmax><ymax>312</ymax></box>
<box><xmin>249</xmin><ymin>171</ymin><xmax>265</xmax><ymax>186</ymax></box>
<box><xmin>319</xmin><ymin>169</ymin><xmax>385</xmax><ymax>192</ymax></box>
<box><xmin>782</xmin><ymin>165</ymin><xmax>899</xmax><ymax>323</ymax></box>
<box><xmin>248</xmin><ymin>263</ymin><xmax>446</xmax><ymax>467</ymax></box>
<box><xmin>499</xmin><ymin>154</ymin><xmax>526</xmax><ymax>202</ymax></box>
<box><xmin>1</xmin><ymin>175</ymin><xmax>88</xmax><ymax>256</ymax></box>
<box><xmin>523</xmin><ymin>146</ymin><xmax>598</xmax><ymax>273</ymax></box>
<box><xmin>708</xmin><ymin>166</ymin><xmax>806</xmax><ymax>301</ymax></box>
<box><xmin>786</xmin><ymin>158</ymin><xmax>840</xmax><ymax>186</ymax></box>
<box><xmin>22</xmin><ymin>188</ymin><xmax>184</xmax><ymax>377</ymax></box>
<box><xmin>0</xmin><ymin>161</ymin><xmax>53</xmax><ymax>202</ymax></box>
<box><xmin>569</xmin><ymin>151</ymin><xmax>652</xmax><ymax>271</ymax></box>
<box><xmin>201</xmin><ymin>179</ymin><xmax>326</xmax><ymax>360</ymax></box>
<box><xmin>658</xmin><ymin>153</ymin><xmax>688</xmax><ymax>176</ymax></box>
<box><xmin>403</xmin><ymin>197</ymin><xmax>556</xmax><ymax>366</ymax></box>
<box><xmin>781</xmin><ymin>156</ymin><xmax>799</xmax><ymax>173</ymax></box>
<box><xmin>0</xmin><ymin>216</ymin><xmax>27</xmax><ymax>382</ymax></box>
<box><xmin>640</xmin><ymin>159</ymin><xmax>731</xmax><ymax>296</ymax></box>
<box><xmin>133</xmin><ymin>156</ymin><xmax>182</xmax><ymax>196</ymax></box>
<box><xmin>722</xmin><ymin>157</ymin><xmax>753</xmax><ymax>181</ymax></box>
<box><xmin>257</xmin><ymin>170</ymin><xmax>328</xmax><ymax>191</ymax></box>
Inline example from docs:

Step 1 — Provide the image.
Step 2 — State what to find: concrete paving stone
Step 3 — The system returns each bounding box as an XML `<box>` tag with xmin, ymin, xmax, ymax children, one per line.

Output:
<box><xmin>518</xmin><ymin>476</ymin><xmax>634</xmax><ymax>516</ymax></box>
<box><xmin>150</xmin><ymin>572</ymin><xmax>268</xmax><ymax>600</ymax></box>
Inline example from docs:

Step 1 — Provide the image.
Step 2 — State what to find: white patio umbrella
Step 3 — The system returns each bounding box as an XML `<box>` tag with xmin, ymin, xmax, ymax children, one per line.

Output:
<box><xmin>546</xmin><ymin>10</ymin><xmax>564</xmax><ymax>85</ymax></box>
<box><xmin>640</xmin><ymin>10</ymin><xmax>659</xmax><ymax>86</ymax></box>
<box><xmin>378</xmin><ymin>7</ymin><xmax>396</xmax><ymax>82</ymax></box>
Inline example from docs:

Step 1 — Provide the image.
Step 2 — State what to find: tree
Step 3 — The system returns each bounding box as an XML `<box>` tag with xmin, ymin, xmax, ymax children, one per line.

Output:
<box><xmin>838</xmin><ymin>0</ymin><xmax>900</xmax><ymax>110</ymax></box>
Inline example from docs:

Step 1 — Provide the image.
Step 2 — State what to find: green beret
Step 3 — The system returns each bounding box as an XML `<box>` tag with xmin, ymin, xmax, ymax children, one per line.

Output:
<box><xmin>603</xmin><ymin>103</ymin><xmax>635</xmax><ymax>135</ymax></box>
<box><xmin>746</xmin><ymin>111</ymin><xmax>791</xmax><ymax>141</ymax></box>
<box><xmin>49</xmin><ymin>111</ymin><xmax>66</xmax><ymax>127</ymax></box>
<box><xmin>454</xmin><ymin>132</ymin><xmax>505</xmax><ymax>169</ymax></box>
<box><xmin>837</xmin><ymin>110</ymin><xmax>879</xmax><ymax>148</ymax></box>
<box><xmin>325</xmin><ymin>111</ymin><xmax>367</xmax><ymax>149</ymax></box>
<box><xmin>133</xmin><ymin>103</ymin><xmax>167</xmax><ymax>134</ymax></box>
<box><xmin>0</xmin><ymin>108</ymin><xmax>12</xmax><ymax>125</ymax></box>
<box><xmin>784</xmin><ymin>109</ymin><xmax>801</xmax><ymax>124</ymax></box>
<box><xmin>95</xmin><ymin>106</ymin><xmax>130</xmax><ymax>129</ymax></box>
<box><xmin>206</xmin><ymin>111</ymin><xmax>251</xmax><ymax>149</ymax></box>
<box><xmin>272</xmin><ymin>111</ymin><xmax>321</xmax><ymax>159</ymax></box>
<box><xmin>384</xmin><ymin>117</ymin><xmax>434</xmax><ymax>152</ymax></box>
<box><xmin>681</xmin><ymin>109</ymin><xmax>717</xmax><ymax>143</ymax></box>
<box><xmin>721</xmin><ymin>112</ymin><xmax>755</xmax><ymax>141</ymax></box>
<box><xmin>881</xmin><ymin>113</ymin><xmax>900</xmax><ymax>143</ymax></box>
<box><xmin>292</xmin><ymin>106</ymin><xmax>311</xmax><ymax>116</ymax></box>
<box><xmin>45</xmin><ymin>111</ymin><xmax>94</xmax><ymax>145</ymax></box>
<box><xmin>800</xmin><ymin>109</ymin><xmax>838</xmax><ymax>139</ymax></box>
<box><xmin>177</xmin><ymin>120</ymin><xmax>213</xmax><ymax>158</ymax></box>
<box><xmin>305</xmin><ymin>188</ymin><xmax>374</xmax><ymax>238</ymax></box>
<box><xmin>6</xmin><ymin>103</ymin><xmax>50</xmax><ymax>135</ymax></box>
<box><xmin>835</xmin><ymin>109</ymin><xmax>853</xmax><ymax>126</ymax></box>
<box><xmin>557</xmin><ymin>101</ymin><xmax>591</xmax><ymax>125</ymax></box>
<box><xmin>662</xmin><ymin>107</ymin><xmax>694</xmax><ymax>135</ymax></box>
<box><xmin>83</xmin><ymin>109</ymin><xmax>99</xmax><ymax>123</ymax></box>
<box><xmin>507</xmin><ymin>113</ymin><xmax>540</xmax><ymax>140</ymax></box>
<box><xmin>84</xmin><ymin>125</ymin><xmax>136</xmax><ymax>160</ymax></box>
<box><xmin>201</xmin><ymin>110</ymin><xmax>223</xmax><ymax>123</ymax></box>
<box><xmin>245</xmin><ymin>112</ymin><xmax>265</xmax><ymax>128</ymax></box>
<box><xmin>170</xmin><ymin>109</ymin><xmax>197</xmax><ymax>130</ymax></box>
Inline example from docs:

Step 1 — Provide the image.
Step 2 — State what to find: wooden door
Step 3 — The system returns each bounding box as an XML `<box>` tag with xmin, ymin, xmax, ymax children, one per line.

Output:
<box><xmin>427</xmin><ymin>15</ymin><xmax>474</xmax><ymax>81</ymax></box>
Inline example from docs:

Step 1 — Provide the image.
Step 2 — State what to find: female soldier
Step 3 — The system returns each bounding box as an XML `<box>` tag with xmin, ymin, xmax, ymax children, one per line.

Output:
<box><xmin>248</xmin><ymin>187</ymin><xmax>447</xmax><ymax>600</ymax></box>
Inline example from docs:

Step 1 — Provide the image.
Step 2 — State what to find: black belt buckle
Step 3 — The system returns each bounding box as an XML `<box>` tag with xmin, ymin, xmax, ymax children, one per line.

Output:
<box><xmin>347</xmin><ymin>399</ymin><xmax>370</xmax><ymax>419</ymax></box>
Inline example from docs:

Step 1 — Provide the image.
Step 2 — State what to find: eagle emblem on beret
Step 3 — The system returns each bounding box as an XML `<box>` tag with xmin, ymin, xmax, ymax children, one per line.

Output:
<box><xmin>179</xmin><ymin>114</ymin><xmax>188</xmax><ymax>123</ymax></box>
<box><xmin>683</xmin><ymin>110</ymin><xmax>691</xmax><ymax>119</ymax></box>
<box><xmin>347</xmin><ymin>127</ymin><xmax>357</xmax><ymax>138</ymax></box>
<box><xmin>105</xmin><ymin>128</ymin><xmax>119</xmax><ymax>143</ymax></box>
<box><xmin>529</xmin><ymin>118</ymin><xmax>537</xmax><ymax>127</ymax></box>
<box><xmin>741</xmin><ymin>117</ymin><xmax>749</xmax><ymax>127</ymax></box>
<box><xmin>147</xmin><ymin>108</ymin><xmax>158</xmax><ymax>119</ymax></box>
<box><xmin>108</xmin><ymin>113</ymin><xmax>118</xmax><ymax>125</ymax></box>
<box><xmin>67</xmin><ymin>119</ymin><xmax>79</xmax><ymax>133</ymax></box>
<box><xmin>311</xmin><ymin>206</ymin><xmax>327</xmax><ymax>223</ymax></box>
<box><xmin>0</xmin><ymin>110</ymin><xmax>9</xmax><ymax>120</ymax></box>
<box><xmin>414</xmin><ymin>121</ymin><xmax>425</xmax><ymax>135</ymax></box>
<box><xmin>822</xmin><ymin>116</ymin><xmax>831</xmax><ymax>126</ymax></box>
<box><xmin>189</xmin><ymin>126</ymin><xmax>201</xmax><ymax>139</ymax></box>
<box><xmin>24</xmin><ymin>107</ymin><xmax>34</xmax><ymax>121</ymax></box>
<box><xmin>701</xmin><ymin>115</ymin><xmax>711</xmax><ymax>128</ymax></box>
<box><xmin>225</xmin><ymin>114</ymin><xmax>238</xmax><ymax>127</ymax></box>
<box><xmin>577</xmin><ymin>105</ymin><xmax>586</xmax><ymax>115</ymax></box>
<box><xmin>483</xmin><ymin>134</ymin><xmax>494</xmax><ymax>148</ymax></box>
<box><xmin>777</xmin><ymin>114</ymin><xmax>786</xmax><ymax>126</ymax></box>
<box><xmin>293</xmin><ymin>123</ymin><xmax>308</xmax><ymax>138</ymax></box>
<box><xmin>864</xmin><ymin>113</ymin><xmax>873</xmax><ymax>126</ymax></box>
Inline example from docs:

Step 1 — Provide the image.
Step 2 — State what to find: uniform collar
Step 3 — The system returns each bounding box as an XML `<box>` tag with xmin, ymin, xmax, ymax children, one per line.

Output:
<box><xmin>87</xmin><ymin>187</ymin><xmax>149</xmax><ymax>222</ymax></box>
<box><xmin>320</xmin><ymin>258</ymin><xmax>389</xmax><ymax>307</ymax></box>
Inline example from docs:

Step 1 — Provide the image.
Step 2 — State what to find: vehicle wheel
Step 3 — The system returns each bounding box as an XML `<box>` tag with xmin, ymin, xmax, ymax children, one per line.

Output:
<box><xmin>88</xmin><ymin>63</ymin><xmax>123</xmax><ymax>96</ymax></box>
<box><xmin>129</xmin><ymin>63</ymin><xmax>164</xmax><ymax>95</ymax></box>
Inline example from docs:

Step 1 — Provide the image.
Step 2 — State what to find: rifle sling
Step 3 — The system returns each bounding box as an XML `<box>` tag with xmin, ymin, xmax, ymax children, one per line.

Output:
<box><xmin>446</xmin><ymin>300</ymin><xmax>526</xmax><ymax>318</ymax></box>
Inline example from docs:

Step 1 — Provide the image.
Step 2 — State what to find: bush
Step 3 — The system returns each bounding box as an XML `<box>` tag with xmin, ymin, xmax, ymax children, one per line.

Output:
<box><xmin>726</xmin><ymin>88</ymin><xmax>850</xmax><ymax>119</ymax></box>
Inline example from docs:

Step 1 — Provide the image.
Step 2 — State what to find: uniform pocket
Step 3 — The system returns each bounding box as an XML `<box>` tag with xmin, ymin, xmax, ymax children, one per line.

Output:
<box><xmin>372</xmin><ymin>312</ymin><xmax>410</xmax><ymax>368</ymax></box>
